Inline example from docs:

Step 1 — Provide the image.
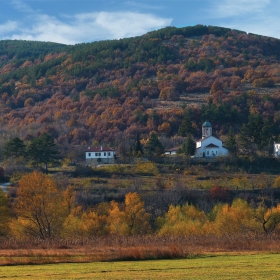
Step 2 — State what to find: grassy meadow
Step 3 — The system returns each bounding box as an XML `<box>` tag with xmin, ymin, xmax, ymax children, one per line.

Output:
<box><xmin>0</xmin><ymin>254</ymin><xmax>280</xmax><ymax>280</ymax></box>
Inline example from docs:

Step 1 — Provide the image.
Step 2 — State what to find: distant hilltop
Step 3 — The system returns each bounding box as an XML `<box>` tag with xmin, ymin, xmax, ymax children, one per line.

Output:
<box><xmin>0</xmin><ymin>24</ymin><xmax>279</xmax><ymax>156</ymax></box>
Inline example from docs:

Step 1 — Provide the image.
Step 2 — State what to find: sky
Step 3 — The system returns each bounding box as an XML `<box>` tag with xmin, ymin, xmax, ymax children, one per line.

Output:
<box><xmin>0</xmin><ymin>0</ymin><xmax>279</xmax><ymax>45</ymax></box>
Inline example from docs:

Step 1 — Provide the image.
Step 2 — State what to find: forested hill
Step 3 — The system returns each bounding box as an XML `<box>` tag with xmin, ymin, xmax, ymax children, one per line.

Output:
<box><xmin>1</xmin><ymin>24</ymin><xmax>280</xmax><ymax>155</ymax></box>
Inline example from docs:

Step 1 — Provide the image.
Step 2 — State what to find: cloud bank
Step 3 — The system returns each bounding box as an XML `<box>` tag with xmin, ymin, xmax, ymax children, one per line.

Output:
<box><xmin>209</xmin><ymin>0</ymin><xmax>280</xmax><ymax>39</ymax></box>
<box><xmin>0</xmin><ymin>9</ymin><xmax>172</xmax><ymax>44</ymax></box>
<box><xmin>213</xmin><ymin>0</ymin><xmax>271</xmax><ymax>17</ymax></box>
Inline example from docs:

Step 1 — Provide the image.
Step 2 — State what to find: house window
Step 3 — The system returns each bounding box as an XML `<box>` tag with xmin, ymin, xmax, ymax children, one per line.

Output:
<box><xmin>108</xmin><ymin>152</ymin><xmax>111</xmax><ymax>156</ymax></box>
<box><xmin>104</xmin><ymin>152</ymin><xmax>106</xmax><ymax>156</ymax></box>
<box><xmin>207</xmin><ymin>151</ymin><xmax>209</xmax><ymax>155</ymax></box>
<box><xmin>216</xmin><ymin>151</ymin><xmax>217</xmax><ymax>154</ymax></box>
<box><xmin>95</xmin><ymin>153</ymin><xmax>98</xmax><ymax>156</ymax></box>
<box><xmin>88</xmin><ymin>153</ymin><xmax>91</xmax><ymax>157</ymax></box>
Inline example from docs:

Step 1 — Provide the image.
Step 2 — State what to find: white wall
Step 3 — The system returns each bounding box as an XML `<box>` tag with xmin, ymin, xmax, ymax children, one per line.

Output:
<box><xmin>195</xmin><ymin>136</ymin><xmax>228</xmax><ymax>158</ymax></box>
<box><xmin>86</xmin><ymin>151</ymin><xmax>114</xmax><ymax>159</ymax></box>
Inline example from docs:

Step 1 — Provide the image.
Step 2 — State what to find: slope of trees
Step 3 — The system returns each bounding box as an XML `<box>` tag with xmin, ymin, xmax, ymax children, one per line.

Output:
<box><xmin>0</xmin><ymin>25</ymin><xmax>280</xmax><ymax>156</ymax></box>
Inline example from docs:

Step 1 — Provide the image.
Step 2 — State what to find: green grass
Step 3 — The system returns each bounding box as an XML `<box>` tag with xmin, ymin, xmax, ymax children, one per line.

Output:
<box><xmin>0</xmin><ymin>254</ymin><xmax>280</xmax><ymax>279</ymax></box>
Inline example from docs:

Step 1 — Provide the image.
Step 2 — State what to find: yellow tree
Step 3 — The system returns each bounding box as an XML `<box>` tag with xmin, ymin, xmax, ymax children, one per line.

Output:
<box><xmin>273</xmin><ymin>176</ymin><xmax>280</xmax><ymax>188</ymax></box>
<box><xmin>107</xmin><ymin>200</ymin><xmax>126</xmax><ymax>235</ymax></box>
<box><xmin>158</xmin><ymin>204</ymin><xmax>206</xmax><ymax>236</ymax></box>
<box><xmin>80</xmin><ymin>211</ymin><xmax>108</xmax><ymax>237</ymax></box>
<box><xmin>254</xmin><ymin>203</ymin><xmax>280</xmax><ymax>234</ymax></box>
<box><xmin>0</xmin><ymin>189</ymin><xmax>10</xmax><ymax>237</ymax></box>
<box><xmin>124</xmin><ymin>192</ymin><xmax>151</xmax><ymax>235</ymax></box>
<box><xmin>14</xmin><ymin>171</ymin><xmax>68</xmax><ymax>239</ymax></box>
<box><xmin>62</xmin><ymin>186</ymin><xmax>76</xmax><ymax>215</ymax></box>
<box><xmin>62</xmin><ymin>206</ymin><xmax>84</xmax><ymax>238</ymax></box>
<box><xmin>107</xmin><ymin>193</ymin><xmax>151</xmax><ymax>235</ymax></box>
<box><xmin>209</xmin><ymin>199</ymin><xmax>256</xmax><ymax>235</ymax></box>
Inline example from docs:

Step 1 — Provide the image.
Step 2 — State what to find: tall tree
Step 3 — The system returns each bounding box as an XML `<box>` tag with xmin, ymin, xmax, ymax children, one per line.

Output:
<box><xmin>224</xmin><ymin>127</ymin><xmax>237</xmax><ymax>156</ymax></box>
<box><xmin>2</xmin><ymin>137</ymin><xmax>26</xmax><ymax>163</ymax></box>
<box><xmin>0</xmin><ymin>189</ymin><xmax>10</xmax><ymax>237</ymax></box>
<box><xmin>14</xmin><ymin>171</ymin><xmax>68</xmax><ymax>239</ymax></box>
<box><xmin>27</xmin><ymin>133</ymin><xmax>59</xmax><ymax>173</ymax></box>
<box><xmin>144</xmin><ymin>132</ymin><xmax>165</xmax><ymax>157</ymax></box>
<box><xmin>178</xmin><ymin>115</ymin><xmax>194</xmax><ymax>137</ymax></box>
<box><xmin>239</xmin><ymin>114</ymin><xmax>263</xmax><ymax>153</ymax></box>
<box><xmin>179</xmin><ymin>136</ymin><xmax>196</xmax><ymax>156</ymax></box>
<box><xmin>133</xmin><ymin>133</ymin><xmax>143</xmax><ymax>156</ymax></box>
<box><xmin>123</xmin><ymin>192</ymin><xmax>151</xmax><ymax>235</ymax></box>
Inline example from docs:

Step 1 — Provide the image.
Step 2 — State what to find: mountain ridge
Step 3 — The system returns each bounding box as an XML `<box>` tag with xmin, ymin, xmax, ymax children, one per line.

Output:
<box><xmin>0</xmin><ymin>24</ymin><xmax>280</xmax><ymax>156</ymax></box>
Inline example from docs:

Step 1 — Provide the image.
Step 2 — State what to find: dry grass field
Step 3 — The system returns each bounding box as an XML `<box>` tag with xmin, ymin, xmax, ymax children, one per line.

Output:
<box><xmin>0</xmin><ymin>253</ymin><xmax>280</xmax><ymax>279</ymax></box>
<box><xmin>0</xmin><ymin>234</ymin><xmax>280</xmax><ymax>266</ymax></box>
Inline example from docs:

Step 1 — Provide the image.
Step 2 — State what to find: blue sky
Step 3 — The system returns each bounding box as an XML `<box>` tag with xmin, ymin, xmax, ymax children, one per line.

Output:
<box><xmin>0</xmin><ymin>0</ymin><xmax>279</xmax><ymax>45</ymax></box>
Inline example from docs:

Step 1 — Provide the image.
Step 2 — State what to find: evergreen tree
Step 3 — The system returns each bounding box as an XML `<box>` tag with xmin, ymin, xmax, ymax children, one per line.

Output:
<box><xmin>260</xmin><ymin>117</ymin><xmax>276</xmax><ymax>150</ymax></box>
<box><xmin>178</xmin><ymin>115</ymin><xmax>194</xmax><ymax>137</ymax></box>
<box><xmin>2</xmin><ymin>137</ymin><xmax>26</xmax><ymax>162</ymax></box>
<box><xmin>224</xmin><ymin>127</ymin><xmax>237</xmax><ymax>156</ymax></box>
<box><xmin>239</xmin><ymin>114</ymin><xmax>263</xmax><ymax>153</ymax></box>
<box><xmin>179</xmin><ymin>136</ymin><xmax>196</xmax><ymax>156</ymax></box>
<box><xmin>144</xmin><ymin>132</ymin><xmax>165</xmax><ymax>157</ymax></box>
<box><xmin>133</xmin><ymin>133</ymin><xmax>143</xmax><ymax>156</ymax></box>
<box><xmin>27</xmin><ymin>133</ymin><xmax>59</xmax><ymax>173</ymax></box>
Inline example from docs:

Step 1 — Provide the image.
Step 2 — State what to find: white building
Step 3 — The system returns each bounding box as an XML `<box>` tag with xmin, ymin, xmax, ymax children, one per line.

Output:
<box><xmin>85</xmin><ymin>146</ymin><xmax>115</xmax><ymax>164</ymax></box>
<box><xmin>274</xmin><ymin>143</ymin><xmax>280</xmax><ymax>157</ymax></box>
<box><xmin>195</xmin><ymin>121</ymin><xmax>228</xmax><ymax>158</ymax></box>
<box><xmin>164</xmin><ymin>147</ymin><xmax>179</xmax><ymax>155</ymax></box>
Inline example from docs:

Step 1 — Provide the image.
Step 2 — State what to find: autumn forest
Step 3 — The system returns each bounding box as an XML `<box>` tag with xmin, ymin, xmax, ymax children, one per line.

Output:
<box><xmin>2</xmin><ymin>25</ymin><xmax>280</xmax><ymax>262</ymax></box>
<box><xmin>0</xmin><ymin>25</ymin><xmax>280</xmax><ymax>153</ymax></box>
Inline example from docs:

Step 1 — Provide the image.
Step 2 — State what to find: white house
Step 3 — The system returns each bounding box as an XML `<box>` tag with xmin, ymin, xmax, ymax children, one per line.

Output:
<box><xmin>85</xmin><ymin>146</ymin><xmax>115</xmax><ymax>164</ymax></box>
<box><xmin>165</xmin><ymin>147</ymin><xmax>179</xmax><ymax>155</ymax></box>
<box><xmin>274</xmin><ymin>143</ymin><xmax>280</xmax><ymax>157</ymax></box>
<box><xmin>195</xmin><ymin>121</ymin><xmax>228</xmax><ymax>158</ymax></box>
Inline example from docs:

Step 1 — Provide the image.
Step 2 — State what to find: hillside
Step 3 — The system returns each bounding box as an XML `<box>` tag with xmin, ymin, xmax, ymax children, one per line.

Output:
<box><xmin>0</xmin><ymin>25</ymin><xmax>280</xmax><ymax>157</ymax></box>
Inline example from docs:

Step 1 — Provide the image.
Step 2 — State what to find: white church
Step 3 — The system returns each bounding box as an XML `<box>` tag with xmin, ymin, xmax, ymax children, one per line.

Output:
<box><xmin>194</xmin><ymin>121</ymin><xmax>228</xmax><ymax>158</ymax></box>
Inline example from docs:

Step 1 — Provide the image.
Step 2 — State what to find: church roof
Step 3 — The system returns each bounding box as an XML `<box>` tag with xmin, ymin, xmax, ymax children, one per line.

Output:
<box><xmin>205</xmin><ymin>143</ymin><xmax>219</xmax><ymax>148</ymax></box>
<box><xmin>202</xmin><ymin>121</ymin><xmax>212</xmax><ymax>127</ymax></box>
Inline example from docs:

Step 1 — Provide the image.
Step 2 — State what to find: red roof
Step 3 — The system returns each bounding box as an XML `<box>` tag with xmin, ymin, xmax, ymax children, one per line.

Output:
<box><xmin>86</xmin><ymin>146</ymin><xmax>114</xmax><ymax>152</ymax></box>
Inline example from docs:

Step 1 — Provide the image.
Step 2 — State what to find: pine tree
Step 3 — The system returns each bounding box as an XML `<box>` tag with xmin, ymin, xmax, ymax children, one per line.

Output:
<box><xmin>224</xmin><ymin>127</ymin><xmax>237</xmax><ymax>156</ymax></box>
<box><xmin>27</xmin><ymin>133</ymin><xmax>59</xmax><ymax>173</ymax></box>
<box><xmin>178</xmin><ymin>115</ymin><xmax>194</xmax><ymax>137</ymax></box>
<box><xmin>133</xmin><ymin>133</ymin><xmax>143</xmax><ymax>156</ymax></box>
<box><xmin>144</xmin><ymin>132</ymin><xmax>165</xmax><ymax>157</ymax></box>
<box><xmin>2</xmin><ymin>137</ymin><xmax>26</xmax><ymax>162</ymax></box>
<box><xmin>239</xmin><ymin>114</ymin><xmax>263</xmax><ymax>153</ymax></box>
<box><xmin>179</xmin><ymin>136</ymin><xmax>196</xmax><ymax>156</ymax></box>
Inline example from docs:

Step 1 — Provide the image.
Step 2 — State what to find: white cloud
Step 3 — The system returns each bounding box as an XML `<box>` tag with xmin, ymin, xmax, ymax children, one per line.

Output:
<box><xmin>124</xmin><ymin>1</ymin><xmax>164</xmax><ymax>11</ymax></box>
<box><xmin>94</xmin><ymin>12</ymin><xmax>172</xmax><ymax>39</ymax></box>
<box><xmin>1</xmin><ymin>11</ymin><xmax>172</xmax><ymax>44</ymax></box>
<box><xmin>0</xmin><ymin>21</ymin><xmax>18</xmax><ymax>36</ymax></box>
<box><xmin>11</xmin><ymin>0</ymin><xmax>38</xmax><ymax>14</ymax></box>
<box><xmin>222</xmin><ymin>15</ymin><xmax>280</xmax><ymax>39</ymax></box>
<box><xmin>213</xmin><ymin>0</ymin><xmax>270</xmax><ymax>17</ymax></box>
<box><xmin>207</xmin><ymin>0</ymin><xmax>280</xmax><ymax>39</ymax></box>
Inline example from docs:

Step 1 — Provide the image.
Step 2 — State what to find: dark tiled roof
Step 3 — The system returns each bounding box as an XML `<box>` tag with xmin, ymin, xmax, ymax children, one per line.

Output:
<box><xmin>165</xmin><ymin>147</ymin><xmax>179</xmax><ymax>152</ymax></box>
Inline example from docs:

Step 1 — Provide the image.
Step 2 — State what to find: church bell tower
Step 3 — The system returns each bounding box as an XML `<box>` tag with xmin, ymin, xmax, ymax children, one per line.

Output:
<box><xmin>202</xmin><ymin>121</ymin><xmax>212</xmax><ymax>139</ymax></box>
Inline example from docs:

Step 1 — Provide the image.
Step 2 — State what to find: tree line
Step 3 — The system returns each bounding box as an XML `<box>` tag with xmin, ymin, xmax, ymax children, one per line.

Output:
<box><xmin>1</xmin><ymin>171</ymin><xmax>280</xmax><ymax>240</ymax></box>
<box><xmin>2</xmin><ymin>133</ymin><xmax>59</xmax><ymax>173</ymax></box>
